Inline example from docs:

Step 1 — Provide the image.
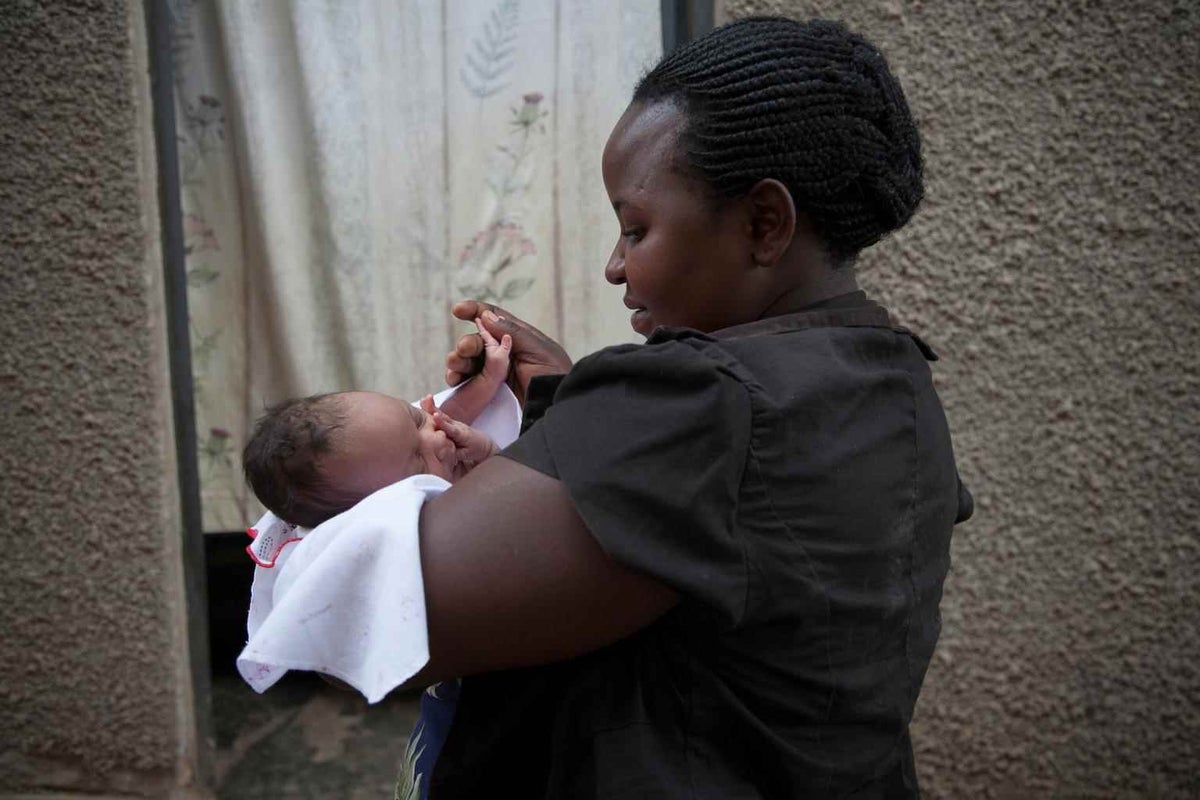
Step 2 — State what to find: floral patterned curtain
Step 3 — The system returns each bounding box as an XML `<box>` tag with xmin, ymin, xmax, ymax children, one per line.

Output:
<box><xmin>170</xmin><ymin>0</ymin><xmax>661</xmax><ymax>531</ymax></box>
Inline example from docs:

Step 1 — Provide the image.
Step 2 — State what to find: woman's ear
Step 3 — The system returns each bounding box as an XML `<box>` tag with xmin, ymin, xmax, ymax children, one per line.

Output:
<box><xmin>746</xmin><ymin>179</ymin><xmax>797</xmax><ymax>267</ymax></box>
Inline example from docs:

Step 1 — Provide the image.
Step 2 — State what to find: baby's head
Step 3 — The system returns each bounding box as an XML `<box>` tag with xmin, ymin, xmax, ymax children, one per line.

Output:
<box><xmin>243</xmin><ymin>391</ymin><xmax>457</xmax><ymax>528</ymax></box>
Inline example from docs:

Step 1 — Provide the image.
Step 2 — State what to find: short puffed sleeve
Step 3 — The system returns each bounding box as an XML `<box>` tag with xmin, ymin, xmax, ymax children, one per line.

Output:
<box><xmin>503</xmin><ymin>339</ymin><xmax>753</xmax><ymax>626</ymax></box>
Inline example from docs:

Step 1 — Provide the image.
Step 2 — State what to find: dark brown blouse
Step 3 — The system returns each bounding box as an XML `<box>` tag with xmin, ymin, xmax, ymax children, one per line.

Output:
<box><xmin>433</xmin><ymin>293</ymin><xmax>971</xmax><ymax>799</ymax></box>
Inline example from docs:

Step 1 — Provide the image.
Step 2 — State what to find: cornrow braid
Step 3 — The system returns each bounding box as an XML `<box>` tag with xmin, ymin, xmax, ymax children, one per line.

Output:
<box><xmin>634</xmin><ymin>17</ymin><xmax>923</xmax><ymax>263</ymax></box>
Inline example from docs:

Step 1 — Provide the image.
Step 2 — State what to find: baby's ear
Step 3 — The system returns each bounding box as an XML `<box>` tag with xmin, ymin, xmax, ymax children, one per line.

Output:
<box><xmin>747</xmin><ymin>179</ymin><xmax>796</xmax><ymax>268</ymax></box>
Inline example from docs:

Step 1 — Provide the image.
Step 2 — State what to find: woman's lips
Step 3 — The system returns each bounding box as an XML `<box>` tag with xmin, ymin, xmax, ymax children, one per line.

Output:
<box><xmin>623</xmin><ymin>297</ymin><xmax>652</xmax><ymax>335</ymax></box>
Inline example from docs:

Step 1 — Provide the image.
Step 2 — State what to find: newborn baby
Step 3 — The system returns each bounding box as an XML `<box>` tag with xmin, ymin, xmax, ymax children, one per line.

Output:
<box><xmin>242</xmin><ymin>319</ymin><xmax>511</xmax><ymax>530</ymax></box>
<box><xmin>238</xmin><ymin>320</ymin><xmax>513</xmax><ymax>797</ymax></box>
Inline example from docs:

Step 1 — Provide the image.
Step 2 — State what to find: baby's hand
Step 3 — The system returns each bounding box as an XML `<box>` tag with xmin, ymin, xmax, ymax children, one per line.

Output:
<box><xmin>476</xmin><ymin>317</ymin><xmax>513</xmax><ymax>385</ymax></box>
<box><xmin>432</xmin><ymin>407</ymin><xmax>499</xmax><ymax>474</ymax></box>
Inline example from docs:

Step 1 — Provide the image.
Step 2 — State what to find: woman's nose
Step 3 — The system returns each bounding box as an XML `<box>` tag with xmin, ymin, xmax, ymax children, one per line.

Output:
<box><xmin>604</xmin><ymin>245</ymin><xmax>625</xmax><ymax>285</ymax></box>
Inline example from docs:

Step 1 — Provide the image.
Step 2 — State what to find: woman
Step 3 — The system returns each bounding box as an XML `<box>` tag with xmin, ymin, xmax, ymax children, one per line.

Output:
<box><xmin>414</xmin><ymin>17</ymin><xmax>971</xmax><ymax>798</ymax></box>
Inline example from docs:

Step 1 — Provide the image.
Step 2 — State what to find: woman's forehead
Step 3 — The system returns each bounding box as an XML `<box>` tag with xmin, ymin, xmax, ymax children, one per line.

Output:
<box><xmin>603</xmin><ymin>101</ymin><xmax>687</xmax><ymax>188</ymax></box>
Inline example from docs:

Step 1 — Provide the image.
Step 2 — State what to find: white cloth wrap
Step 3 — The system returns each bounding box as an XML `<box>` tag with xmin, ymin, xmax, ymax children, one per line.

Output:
<box><xmin>237</xmin><ymin>382</ymin><xmax>521</xmax><ymax>703</ymax></box>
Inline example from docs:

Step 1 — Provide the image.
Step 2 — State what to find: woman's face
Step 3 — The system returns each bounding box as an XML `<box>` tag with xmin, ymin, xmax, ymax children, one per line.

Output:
<box><xmin>601</xmin><ymin>101</ymin><xmax>754</xmax><ymax>336</ymax></box>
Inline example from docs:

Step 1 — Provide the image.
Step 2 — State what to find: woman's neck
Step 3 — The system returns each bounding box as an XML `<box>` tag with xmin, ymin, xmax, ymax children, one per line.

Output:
<box><xmin>756</xmin><ymin>266</ymin><xmax>861</xmax><ymax>319</ymax></box>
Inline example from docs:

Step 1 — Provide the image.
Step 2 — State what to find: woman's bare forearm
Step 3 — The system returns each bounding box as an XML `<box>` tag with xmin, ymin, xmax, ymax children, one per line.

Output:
<box><xmin>408</xmin><ymin>454</ymin><xmax>678</xmax><ymax>687</ymax></box>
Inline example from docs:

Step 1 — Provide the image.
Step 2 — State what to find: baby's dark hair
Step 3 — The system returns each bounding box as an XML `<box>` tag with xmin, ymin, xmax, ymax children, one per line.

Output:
<box><xmin>634</xmin><ymin>16</ymin><xmax>923</xmax><ymax>263</ymax></box>
<box><xmin>242</xmin><ymin>393</ymin><xmax>360</xmax><ymax>529</ymax></box>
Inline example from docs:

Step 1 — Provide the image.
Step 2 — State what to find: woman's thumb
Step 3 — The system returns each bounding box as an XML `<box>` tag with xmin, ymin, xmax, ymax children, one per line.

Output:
<box><xmin>478</xmin><ymin>309</ymin><xmax>525</xmax><ymax>345</ymax></box>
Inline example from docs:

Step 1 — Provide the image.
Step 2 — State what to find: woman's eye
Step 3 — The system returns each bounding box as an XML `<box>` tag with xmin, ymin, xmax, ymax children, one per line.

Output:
<box><xmin>621</xmin><ymin>228</ymin><xmax>642</xmax><ymax>242</ymax></box>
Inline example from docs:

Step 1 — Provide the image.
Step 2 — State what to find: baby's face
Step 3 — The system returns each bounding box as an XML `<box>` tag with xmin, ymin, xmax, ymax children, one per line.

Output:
<box><xmin>323</xmin><ymin>392</ymin><xmax>459</xmax><ymax>497</ymax></box>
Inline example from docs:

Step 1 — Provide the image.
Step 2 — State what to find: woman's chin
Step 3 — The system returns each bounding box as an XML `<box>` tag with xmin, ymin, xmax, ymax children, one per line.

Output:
<box><xmin>630</xmin><ymin>308</ymin><xmax>654</xmax><ymax>336</ymax></box>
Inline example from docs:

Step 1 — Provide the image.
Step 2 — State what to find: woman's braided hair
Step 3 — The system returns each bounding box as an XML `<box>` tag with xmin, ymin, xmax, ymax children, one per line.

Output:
<box><xmin>635</xmin><ymin>16</ymin><xmax>923</xmax><ymax>263</ymax></box>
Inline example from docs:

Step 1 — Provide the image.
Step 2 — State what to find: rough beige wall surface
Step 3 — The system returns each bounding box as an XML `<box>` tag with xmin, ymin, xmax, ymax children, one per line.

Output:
<box><xmin>719</xmin><ymin>1</ymin><xmax>1200</xmax><ymax>797</ymax></box>
<box><xmin>0</xmin><ymin>1</ymin><xmax>201</xmax><ymax>796</ymax></box>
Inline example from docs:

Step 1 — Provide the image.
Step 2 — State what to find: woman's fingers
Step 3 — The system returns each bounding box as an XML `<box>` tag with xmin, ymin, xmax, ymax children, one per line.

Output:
<box><xmin>476</xmin><ymin>309</ymin><xmax>524</xmax><ymax>342</ymax></box>
<box><xmin>481</xmin><ymin>309</ymin><xmax>569</xmax><ymax>367</ymax></box>
<box><xmin>445</xmin><ymin>333</ymin><xmax>485</xmax><ymax>386</ymax></box>
<box><xmin>455</xmin><ymin>331</ymin><xmax>483</xmax><ymax>359</ymax></box>
<box><xmin>446</xmin><ymin>350</ymin><xmax>479</xmax><ymax>373</ymax></box>
<box><xmin>454</xmin><ymin>301</ymin><xmax>545</xmax><ymax>355</ymax></box>
<box><xmin>449</xmin><ymin>299</ymin><xmax>573</xmax><ymax>399</ymax></box>
<box><xmin>445</xmin><ymin>305</ymin><xmax>507</xmax><ymax>386</ymax></box>
<box><xmin>451</xmin><ymin>299</ymin><xmax>500</xmax><ymax>323</ymax></box>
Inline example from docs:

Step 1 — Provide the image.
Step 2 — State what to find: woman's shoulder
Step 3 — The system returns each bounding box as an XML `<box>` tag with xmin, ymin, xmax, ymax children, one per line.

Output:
<box><xmin>568</xmin><ymin>329</ymin><xmax>738</xmax><ymax>385</ymax></box>
<box><xmin>538</xmin><ymin>331</ymin><xmax>753</xmax><ymax>445</ymax></box>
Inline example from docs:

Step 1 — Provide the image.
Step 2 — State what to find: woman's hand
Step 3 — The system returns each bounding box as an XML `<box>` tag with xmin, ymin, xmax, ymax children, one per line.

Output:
<box><xmin>445</xmin><ymin>301</ymin><xmax>572</xmax><ymax>406</ymax></box>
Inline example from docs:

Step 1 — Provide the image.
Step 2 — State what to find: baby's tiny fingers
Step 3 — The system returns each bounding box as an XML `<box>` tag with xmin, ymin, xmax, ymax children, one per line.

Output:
<box><xmin>433</xmin><ymin>412</ymin><xmax>467</xmax><ymax>443</ymax></box>
<box><xmin>474</xmin><ymin>317</ymin><xmax>500</xmax><ymax>348</ymax></box>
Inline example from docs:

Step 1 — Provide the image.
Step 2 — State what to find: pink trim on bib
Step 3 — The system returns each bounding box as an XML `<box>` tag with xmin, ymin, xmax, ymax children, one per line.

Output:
<box><xmin>245</xmin><ymin>519</ymin><xmax>302</xmax><ymax>568</ymax></box>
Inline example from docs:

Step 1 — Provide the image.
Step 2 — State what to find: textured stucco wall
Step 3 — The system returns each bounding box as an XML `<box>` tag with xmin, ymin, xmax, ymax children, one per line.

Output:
<box><xmin>721</xmin><ymin>1</ymin><xmax>1200</xmax><ymax>797</ymax></box>
<box><xmin>0</xmin><ymin>2</ymin><xmax>202</xmax><ymax>796</ymax></box>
